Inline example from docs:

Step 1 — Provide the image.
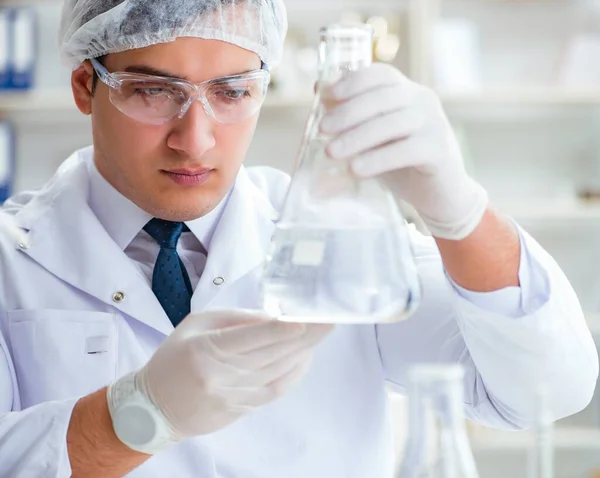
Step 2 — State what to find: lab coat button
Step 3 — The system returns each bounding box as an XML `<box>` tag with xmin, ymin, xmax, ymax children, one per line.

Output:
<box><xmin>112</xmin><ymin>291</ymin><xmax>126</xmax><ymax>303</ymax></box>
<box><xmin>213</xmin><ymin>277</ymin><xmax>225</xmax><ymax>286</ymax></box>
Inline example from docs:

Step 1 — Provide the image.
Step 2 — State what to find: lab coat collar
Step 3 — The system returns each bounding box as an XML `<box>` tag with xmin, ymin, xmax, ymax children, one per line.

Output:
<box><xmin>87</xmin><ymin>157</ymin><xmax>152</xmax><ymax>251</ymax></box>
<box><xmin>13</xmin><ymin>147</ymin><xmax>175</xmax><ymax>336</ymax></box>
<box><xmin>183</xmin><ymin>193</ymin><xmax>229</xmax><ymax>254</ymax></box>
<box><xmin>191</xmin><ymin>166</ymin><xmax>279</xmax><ymax>310</ymax></box>
<box><xmin>12</xmin><ymin>147</ymin><xmax>279</xmax><ymax>334</ymax></box>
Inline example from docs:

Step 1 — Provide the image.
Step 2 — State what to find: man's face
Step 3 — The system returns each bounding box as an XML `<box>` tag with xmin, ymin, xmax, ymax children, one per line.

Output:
<box><xmin>73</xmin><ymin>38</ymin><xmax>262</xmax><ymax>221</ymax></box>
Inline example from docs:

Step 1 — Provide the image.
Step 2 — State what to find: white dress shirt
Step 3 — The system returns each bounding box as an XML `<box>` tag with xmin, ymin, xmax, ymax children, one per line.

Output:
<box><xmin>87</xmin><ymin>160</ymin><xmax>229</xmax><ymax>291</ymax></box>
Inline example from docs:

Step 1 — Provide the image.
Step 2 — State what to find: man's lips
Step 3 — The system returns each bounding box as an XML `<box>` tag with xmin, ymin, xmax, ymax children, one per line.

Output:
<box><xmin>164</xmin><ymin>167</ymin><xmax>213</xmax><ymax>176</ymax></box>
<box><xmin>162</xmin><ymin>167</ymin><xmax>214</xmax><ymax>186</ymax></box>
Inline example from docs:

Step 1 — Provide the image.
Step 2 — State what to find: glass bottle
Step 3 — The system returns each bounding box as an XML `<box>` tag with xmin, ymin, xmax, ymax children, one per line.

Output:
<box><xmin>396</xmin><ymin>364</ymin><xmax>479</xmax><ymax>478</ymax></box>
<box><xmin>261</xmin><ymin>23</ymin><xmax>421</xmax><ymax>324</ymax></box>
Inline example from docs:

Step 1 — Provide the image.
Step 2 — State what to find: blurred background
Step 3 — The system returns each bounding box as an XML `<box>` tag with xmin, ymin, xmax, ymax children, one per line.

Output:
<box><xmin>1</xmin><ymin>0</ymin><xmax>600</xmax><ymax>476</ymax></box>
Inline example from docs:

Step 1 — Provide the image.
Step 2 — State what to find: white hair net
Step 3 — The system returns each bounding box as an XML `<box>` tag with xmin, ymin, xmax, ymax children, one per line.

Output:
<box><xmin>58</xmin><ymin>0</ymin><xmax>288</xmax><ymax>69</ymax></box>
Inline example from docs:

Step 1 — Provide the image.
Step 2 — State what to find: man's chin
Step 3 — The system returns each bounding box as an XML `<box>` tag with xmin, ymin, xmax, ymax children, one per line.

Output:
<box><xmin>146</xmin><ymin>197</ymin><xmax>220</xmax><ymax>222</ymax></box>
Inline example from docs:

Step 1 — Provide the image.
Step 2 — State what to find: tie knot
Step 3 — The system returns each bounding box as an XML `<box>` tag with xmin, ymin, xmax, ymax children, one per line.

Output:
<box><xmin>143</xmin><ymin>218</ymin><xmax>188</xmax><ymax>250</ymax></box>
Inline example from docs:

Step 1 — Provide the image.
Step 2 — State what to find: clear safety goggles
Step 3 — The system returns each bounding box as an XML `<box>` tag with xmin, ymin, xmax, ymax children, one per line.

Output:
<box><xmin>90</xmin><ymin>58</ymin><xmax>270</xmax><ymax>125</ymax></box>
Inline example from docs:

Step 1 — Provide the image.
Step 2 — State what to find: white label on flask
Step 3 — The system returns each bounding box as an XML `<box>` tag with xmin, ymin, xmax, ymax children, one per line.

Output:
<box><xmin>0</xmin><ymin>11</ymin><xmax>9</xmax><ymax>72</ymax></box>
<box><xmin>13</xmin><ymin>9</ymin><xmax>35</xmax><ymax>72</ymax></box>
<box><xmin>292</xmin><ymin>240</ymin><xmax>325</xmax><ymax>266</ymax></box>
<box><xmin>0</xmin><ymin>124</ymin><xmax>10</xmax><ymax>183</ymax></box>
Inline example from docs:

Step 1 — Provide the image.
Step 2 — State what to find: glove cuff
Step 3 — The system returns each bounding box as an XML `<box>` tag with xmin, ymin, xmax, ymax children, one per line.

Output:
<box><xmin>421</xmin><ymin>178</ymin><xmax>489</xmax><ymax>240</ymax></box>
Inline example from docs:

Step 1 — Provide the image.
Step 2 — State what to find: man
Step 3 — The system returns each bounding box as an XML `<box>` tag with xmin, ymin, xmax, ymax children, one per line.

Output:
<box><xmin>0</xmin><ymin>1</ymin><xmax>597</xmax><ymax>477</ymax></box>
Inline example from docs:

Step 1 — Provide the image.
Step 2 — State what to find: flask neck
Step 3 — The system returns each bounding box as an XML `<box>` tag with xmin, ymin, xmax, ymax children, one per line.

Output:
<box><xmin>400</xmin><ymin>371</ymin><xmax>479</xmax><ymax>478</ymax></box>
<box><xmin>292</xmin><ymin>24</ymin><xmax>374</xmax><ymax>176</ymax></box>
<box><xmin>307</xmin><ymin>24</ymin><xmax>373</xmax><ymax>146</ymax></box>
<box><xmin>296</xmin><ymin>25</ymin><xmax>373</xmax><ymax>172</ymax></box>
<box><xmin>317</xmin><ymin>23</ymin><xmax>373</xmax><ymax>87</ymax></box>
<box><xmin>317</xmin><ymin>45</ymin><xmax>372</xmax><ymax>86</ymax></box>
<box><xmin>528</xmin><ymin>387</ymin><xmax>554</xmax><ymax>478</ymax></box>
<box><xmin>408</xmin><ymin>380</ymin><xmax>468</xmax><ymax>437</ymax></box>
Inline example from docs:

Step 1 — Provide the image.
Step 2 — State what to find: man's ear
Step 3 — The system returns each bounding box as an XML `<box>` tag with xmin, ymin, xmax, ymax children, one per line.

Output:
<box><xmin>71</xmin><ymin>60</ymin><xmax>94</xmax><ymax>115</ymax></box>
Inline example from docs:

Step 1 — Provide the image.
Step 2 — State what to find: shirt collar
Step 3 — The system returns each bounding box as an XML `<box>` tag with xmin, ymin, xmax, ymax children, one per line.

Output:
<box><xmin>87</xmin><ymin>156</ymin><xmax>228</xmax><ymax>252</ymax></box>
<box><xmin>183</xmin><ymin>192</ymin><xmax>229</xmax><ymax>253</ymax></box>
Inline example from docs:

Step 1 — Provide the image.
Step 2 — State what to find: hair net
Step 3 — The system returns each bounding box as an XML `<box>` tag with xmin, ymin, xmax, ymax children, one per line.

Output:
<box><xmin>58</xmin><ymin>0</ymin><xmax>288</xmax><ymax>70</ymax></box>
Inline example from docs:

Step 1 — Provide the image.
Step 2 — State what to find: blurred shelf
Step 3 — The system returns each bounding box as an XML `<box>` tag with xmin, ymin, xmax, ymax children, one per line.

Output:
<box><xmin>438</xmin><ymin>88</ymin><xmax>600</xmax><ymax>106</ymax></box>
<box><xmin>0</xmin><ymin>90</ymin><xmax>314</xmax><ymax>113</ymax></box>
<box><xmin>442</xmin><ymin>0</ymin><xmax>590</xmax><ymax>8</ymax></box>
<box><xmin>0</xmin><ymin>90</ymin><xmax>78</xmax><ymax>113</ymax></box>
<box><xmin>285</xmin><ymin>0</ymin><xmax>410</xmax><ymax>11</ymax></box>
<box><xmin>471</xmin><ymin>426</ymin><xmax>600</xmax><ymax>453</ymax></box>
<box><xmin>497</xmin><ymin>198</ymin><xmax>600</xmax><ymax>221</ymax></box>
<box><xmin>4</xmin><ymin>87</ymin><xmax>600</xmax><ymax>113</ymax></box>
<box><xmin>264</xmin><ymin>94</ymin><xmax>312</xmax><ymax>108</ymax></box>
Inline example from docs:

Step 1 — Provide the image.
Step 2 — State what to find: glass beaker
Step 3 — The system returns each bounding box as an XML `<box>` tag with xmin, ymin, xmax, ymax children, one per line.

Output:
<box><xmin>396</xmin><ymin>365</ymin><xmax>479</xmax><ymax>478</ymax></box>
<box><xmin>261</xmin><ymin>23</ymin><xmax>421</xmax><ymax>324</ymax></box>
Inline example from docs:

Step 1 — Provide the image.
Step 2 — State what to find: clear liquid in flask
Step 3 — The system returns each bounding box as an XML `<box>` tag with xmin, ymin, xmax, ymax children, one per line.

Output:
<box><xmin>262</xmin><ymin>200</ymin><xmax>419</xmax><ymax>323</ymax></box>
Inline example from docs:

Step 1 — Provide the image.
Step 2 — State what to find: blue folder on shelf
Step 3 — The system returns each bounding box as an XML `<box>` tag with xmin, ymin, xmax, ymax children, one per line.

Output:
<box><xmin>0</xmin><ymin>122</ymin><xmax>15</xmax><ymax>204</ymax></box>
<box><xmin>9</xmin><ymin>7</ymin><xmax>37</xmax><ymax>90</ymax></box>
<box><xmin>0</xmin><ymin>9</ymin><xmax>11</xmax><ymax>90</ymax></box>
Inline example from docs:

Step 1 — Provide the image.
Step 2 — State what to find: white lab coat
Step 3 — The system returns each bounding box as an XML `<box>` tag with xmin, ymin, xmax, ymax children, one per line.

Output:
<box><xmin>0</xmin><ymin>147</ymin><xmax>597</xmax><ymax>478</ymax></box>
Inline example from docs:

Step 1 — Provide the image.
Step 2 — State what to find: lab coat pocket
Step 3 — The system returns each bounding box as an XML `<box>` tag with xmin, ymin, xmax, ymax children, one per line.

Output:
<box><xmin>7</xmin><ymin>309</ymin><xmax>118</xmax><ymax>409</ymax></box>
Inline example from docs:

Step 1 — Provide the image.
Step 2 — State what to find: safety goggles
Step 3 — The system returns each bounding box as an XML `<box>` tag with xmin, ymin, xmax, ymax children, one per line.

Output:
<box><xmin>90</xmin><ymin>58</ymin><xmax>270</xmax><ymax>125</ymax></box>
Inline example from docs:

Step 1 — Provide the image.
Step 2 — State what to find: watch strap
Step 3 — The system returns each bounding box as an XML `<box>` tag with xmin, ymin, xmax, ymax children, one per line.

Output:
<box><xmin>107</xmin><ymin>371</ymin><xmax>181</xmax><ymax>455</ymax></box>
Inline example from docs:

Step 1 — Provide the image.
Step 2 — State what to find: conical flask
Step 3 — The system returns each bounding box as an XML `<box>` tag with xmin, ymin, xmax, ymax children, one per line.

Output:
<box><xmin>396</xmin><ymin>365</ymin><xmax>479</xmax><ymax>478</ymax></box>
<box><xmin>261</xmin><ymin>23</ymin><xmax>421</xmax><ymax>324</ymax></box>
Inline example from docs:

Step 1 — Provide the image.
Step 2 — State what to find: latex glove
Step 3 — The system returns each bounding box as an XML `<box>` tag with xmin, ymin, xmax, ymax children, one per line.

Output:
<box><xmin>112</xmin><ymin>309</ymin><xmax>333</xmax><ymax>438</ymax></box>
<box><xmin>320</xmin><ymin>63</ymin><xmax>489</xmax><ymax>240</ymax></box>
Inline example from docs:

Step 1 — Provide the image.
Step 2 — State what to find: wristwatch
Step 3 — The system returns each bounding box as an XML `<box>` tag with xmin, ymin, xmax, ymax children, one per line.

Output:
<box><xmin>107</xmin><ymin>371</ymin><xmax>181</xmax><ymax>455</ymax></box>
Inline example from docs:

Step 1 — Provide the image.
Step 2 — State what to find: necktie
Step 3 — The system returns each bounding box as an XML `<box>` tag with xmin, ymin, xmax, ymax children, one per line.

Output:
<box><xmin>143</xmin><ymin>218</ymin><xmax>193</xmax><ymax>327</ymax></box>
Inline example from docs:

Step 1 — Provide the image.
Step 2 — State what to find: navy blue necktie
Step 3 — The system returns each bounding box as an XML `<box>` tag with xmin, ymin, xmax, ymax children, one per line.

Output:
<box><xmin>143</xmin><ymin>218</ymin><xmax>193</xmax><ymax>327</ymax></box>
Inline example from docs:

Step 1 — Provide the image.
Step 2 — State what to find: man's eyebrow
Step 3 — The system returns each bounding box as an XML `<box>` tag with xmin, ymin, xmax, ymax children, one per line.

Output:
<box><xmin>123</xmin><ymin>65</ymin><xmax>260</xmax><ymax>81</ymax></box>
<box><xmin>124</xmin><ymin>65</ymin><xmax>187</xmax><ymax>80</ymax></box>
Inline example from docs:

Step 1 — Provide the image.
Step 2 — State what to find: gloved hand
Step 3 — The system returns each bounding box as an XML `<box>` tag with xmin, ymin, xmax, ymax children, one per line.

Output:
<box><xmin>115</xmin><ymin>309</ymin><xmax>333</xmax><ymax>439</ymax></box>
<box><xmin>320</xmin><ymin>63</ymin><xmax>489</xmax><ymax>240</ymax></box>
